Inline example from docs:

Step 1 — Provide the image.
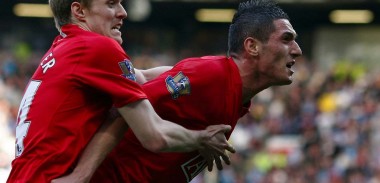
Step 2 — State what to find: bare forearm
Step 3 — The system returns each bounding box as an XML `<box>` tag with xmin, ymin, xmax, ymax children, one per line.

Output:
<box><xmin>135</xmin><ymin>66</ymin><xmax>172</xmax><ymax>84</ymax></box>
<box><xmin>156</xmin><ymin>119</ymin><xmax>201</xmax><ymax>152</ymax></box>
<box><xmin>118</xmin><ymin>100</ymin><xmax>232</xmax><ymax>153</ymax></box>
<box><xmin>118</xmin><ymin>100</ymin><xmax>200</xmax><ymax>152</ymax></box>
<box><xmin>118</xmin><ymin>99</ymin><xmax>234</xmax><ymax>171</ymax></box>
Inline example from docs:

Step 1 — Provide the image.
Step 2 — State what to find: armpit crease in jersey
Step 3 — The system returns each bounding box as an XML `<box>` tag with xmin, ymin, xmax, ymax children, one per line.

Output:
<box><xmin>118</xmin><ymin>59</ymin><xmax>136</xmax><ymax>81</ymax></box>
<box><xmin>165</xmin><ymin>71</ymin><xmax>191</xmax><ymax>99</ymax></box>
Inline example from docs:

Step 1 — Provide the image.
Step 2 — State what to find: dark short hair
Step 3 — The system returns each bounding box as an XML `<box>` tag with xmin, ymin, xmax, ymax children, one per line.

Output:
<box><xmin>228</xmin><ymin>0</ymin><xmax>289</xmax><ymax>54</ymax></box>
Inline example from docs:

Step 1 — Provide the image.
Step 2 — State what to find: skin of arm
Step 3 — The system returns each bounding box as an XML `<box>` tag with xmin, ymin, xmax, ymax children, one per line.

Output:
<box><xmin>118</xmin><ymin>99</ymin><xmax>233</xmax><ymax>152</ymax></box>
<box><xmin>51</xmin><ymin>99</ymin><xmax>235</xmax><ymax>183</ymax></box>
<box><xmin>134</xmin><ymin>66</ymin><xmax>172</xmax><ymax>84</ymax></box>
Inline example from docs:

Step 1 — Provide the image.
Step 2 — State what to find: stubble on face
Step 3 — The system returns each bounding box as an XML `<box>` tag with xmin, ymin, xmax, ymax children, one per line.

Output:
<box><xmin>262</xmin><ymin>19</ymin><xmax>299</xmax><ymax>86</ymax></box>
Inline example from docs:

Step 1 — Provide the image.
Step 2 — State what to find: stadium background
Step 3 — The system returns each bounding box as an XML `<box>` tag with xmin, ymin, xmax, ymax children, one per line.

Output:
<box><xmin>1</xmin><ymin>0</ymin><xmax>380</xmax><ymax>182</ymax></box>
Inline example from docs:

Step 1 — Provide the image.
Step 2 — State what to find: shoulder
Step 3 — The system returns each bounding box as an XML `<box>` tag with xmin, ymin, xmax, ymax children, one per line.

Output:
<box><xmin>176</xmin><ymin>56</ymin><xmax>229</xmax><ymax>76</ymax></box>
<box><xmin>85</xmin><ymin>35</ymin><xmax>124</xmax><ymax>53</ymax></box>
<box><xmin>75</xmin><ymin>34</ymin><xmax>126</xmax><ymax>61</ymax></box>
<box><xmin>180</xmin><ymin>55</ymin><xmax>227</xmax><ymax>66</ymax></box>
<box><xmin>60</xmin><ymin>35</ymin><xmax>128</xmax><ymax>70</ymax></box>
<box><xmin>61</xmin><ymin>25</ymin><xmax>124</xmax><ymax>53</ymax></box>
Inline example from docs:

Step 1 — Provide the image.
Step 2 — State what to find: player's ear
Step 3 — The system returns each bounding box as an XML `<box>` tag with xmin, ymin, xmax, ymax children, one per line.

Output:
<box><xmin>244</xmin><ymin>37</ymin><xmax>259</xmax><ymax>56</ymax></box>
<box><xmin>71</xmin><ymin>2</ymin><xmax>86</xmax><ymax>21</ymax></box>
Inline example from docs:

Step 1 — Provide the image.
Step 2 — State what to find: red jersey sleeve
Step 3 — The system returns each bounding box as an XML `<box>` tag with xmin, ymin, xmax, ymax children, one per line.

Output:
<box><xmin>75</xmin><ymin>37</ymin><xmax>146</xmax><ymax>107</ymax></box>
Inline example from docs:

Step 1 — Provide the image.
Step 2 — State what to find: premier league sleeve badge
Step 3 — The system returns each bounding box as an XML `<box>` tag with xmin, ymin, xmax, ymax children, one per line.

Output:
<box><xmin>165</xmin><ymin>71</ymin><xmax>191</xmax><ymax>99</ymax></box>
<box><xmin>118</xmin><ymin>59</ymin><xmax>137</xmax><ymax>81</ymax></box>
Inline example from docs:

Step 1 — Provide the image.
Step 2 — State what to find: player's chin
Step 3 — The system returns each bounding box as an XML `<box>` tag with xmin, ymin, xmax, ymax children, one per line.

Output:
<box><xmin>109</xmin><ymin>33</ymin><xmax>123</xmax><ymax>44</ymax></box>
<box><xmin>113</xmin><ymin>37</ymin><xmax>123</xmax><ymax>44</ymax></box>
<box><xmin>279</xmin><ymin>79</ymin><xmax>292</xmax><ymax>86</ymax></box>
<box><xmin>285</xmin><ymin>74</ymin><xmax>294</xmax><ymax>84</ymax></box>
<box><xmin>275</xmin><ymin>75</ymin><xmax>293</xmax><ymax>86</ymax></box>
<box><xmin>284</xmin><ymin>70</ymin><xmax>294</xmax><ymax>85</ymax></box>
<box><xmin>285</xmin><ymin>78</ymin><xmax>293</xmax><ymax>85</ymax></box>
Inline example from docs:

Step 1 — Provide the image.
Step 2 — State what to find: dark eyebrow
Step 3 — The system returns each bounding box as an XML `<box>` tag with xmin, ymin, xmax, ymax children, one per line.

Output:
<box><xmin>283</xmin><ymin>31</ymin><xmax>297</xmax><ymax>40</ymax></box>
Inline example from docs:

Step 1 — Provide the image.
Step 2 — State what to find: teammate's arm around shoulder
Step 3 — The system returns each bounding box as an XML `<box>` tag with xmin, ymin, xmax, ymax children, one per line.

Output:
<box><xmin>118</xmin><ymin>99</ymin><xmax>235</xmax><ymax>153</ymax></box>
<box><xmin>51</xmin><ymin>99</ymin><xmax>235</xmax><ymax>183</ymax></box>
<box><xmin>135</xmin><ymin>66</ymin><xmax>172</xmax><ymax>84</ymax></box>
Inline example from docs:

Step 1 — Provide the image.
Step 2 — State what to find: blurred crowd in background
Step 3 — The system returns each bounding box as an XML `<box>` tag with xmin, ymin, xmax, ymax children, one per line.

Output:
<box><xmin>1</xmin><ymin>26</ymin><xmax>380</xmax><ymax>183</ymax></box>
<box><xmin>1</xmin><ymin>41</ymin><xmax>380</xmax><ymax>183</ymax></box>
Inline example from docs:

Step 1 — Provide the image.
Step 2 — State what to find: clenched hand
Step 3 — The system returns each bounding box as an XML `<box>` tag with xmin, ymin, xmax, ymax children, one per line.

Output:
<box><xmin>198</xmin><ymin>124</ymin><xmax>236</xmax><ymax>172</ymax></box>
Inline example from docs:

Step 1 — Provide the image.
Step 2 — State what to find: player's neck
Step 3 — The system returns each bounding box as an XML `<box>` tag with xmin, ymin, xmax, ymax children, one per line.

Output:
<box><xmin>73</xmin><ymin>21</ymin><xmax>91</xmax><ymax>32</ymax></box>
<box><xmin>241</xmin><ymin>86</ymin><xmax>256</xmax><ymax>104</ymax></box>
<box><xmin>241</xmin><ymin>82</ymin><xmax>270</xmax><ymax>104</ymax></box>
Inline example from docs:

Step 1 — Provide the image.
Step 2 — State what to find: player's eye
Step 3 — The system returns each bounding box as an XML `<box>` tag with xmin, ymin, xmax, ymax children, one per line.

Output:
<box><xmin>282</xmin><ymin>33</ymin><xmax>295</xmax><ymax>43</ymax></box>
<box><xmin>107</xmin><ymin>0</ymin><xmax>116</xmax><ymax>7</ymax></box>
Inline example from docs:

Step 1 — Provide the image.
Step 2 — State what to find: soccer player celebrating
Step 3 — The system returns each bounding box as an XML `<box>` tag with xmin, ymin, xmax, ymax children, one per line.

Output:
<box><xmin>52</xmin><ymin>0</ymin><xmax>302</xmax><ymax>182</ymax></box>
<box><xmin>6</xmin><ymin>0</ymin><xmax>235</xmax><ymax>182</ymax></box>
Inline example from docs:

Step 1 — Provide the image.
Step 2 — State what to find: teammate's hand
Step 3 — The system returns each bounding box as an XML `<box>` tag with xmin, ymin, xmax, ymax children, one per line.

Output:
<box><xmin>51</xmin><ymin>172</ymin><xmax>89</xmax><ymax>183</ymax></box>
<box><xmin>198</xmin><ymin>124</ymin><xmax>236</xmax><ymax>172</ymax></box>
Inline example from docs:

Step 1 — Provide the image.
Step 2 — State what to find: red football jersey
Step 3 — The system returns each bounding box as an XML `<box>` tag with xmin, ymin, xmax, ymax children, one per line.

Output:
<box><xmin>91</xmin><ymin>56</ymin><xmax>249</xmax><ymax>183</ymax></box>
<box><xmin>7</xmin><ymin>25</ymin><xmax>147</xmax><ymax>182</ymax></box>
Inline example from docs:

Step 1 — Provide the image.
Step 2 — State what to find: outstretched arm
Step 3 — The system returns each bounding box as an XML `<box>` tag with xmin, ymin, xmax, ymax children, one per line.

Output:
<box><xmin>135</xmin><ymin>66</ymin><xmax>172</xmax><ymax>84</ymax></box>
<box><xmin>52</xmin><ymin>99</ymin><xmax>235</xmax><ymax>183</ymax></box>
<box><xmin>118</xmin><ymin>99</ymin><xmax>234</xmax><ymax>153</ymax></box>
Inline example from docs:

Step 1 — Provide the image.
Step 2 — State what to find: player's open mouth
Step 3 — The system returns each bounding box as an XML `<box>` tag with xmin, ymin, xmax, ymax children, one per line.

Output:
<box><xmin>112</xmin><ymin>24</ymin><xmax>122</xmax><ymax>31</ymax></box>
<box><xmin>286</xmin><ymin>60</ymin><xmax>295</xmax><ymax>68</ymax></box>
<box><xmin>286</xmin><ymin>60</ymin><xmax>295</xmax><ymax>74</ymax></box>
<box><xmin>112</xmin><ymin>27</ymin><xmax>120</xmax><ymax>31</ymax></box>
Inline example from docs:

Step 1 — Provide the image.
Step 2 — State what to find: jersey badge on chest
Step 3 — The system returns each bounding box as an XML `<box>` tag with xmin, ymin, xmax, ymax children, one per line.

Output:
<box><xmin>118</xmin><ymin>59</ymin><xmax>136</xmax><ymax>81</ymax></box>
<box><xmin>165</xmin><ymin>71</ymin><xmax>191</xmax><ymax>99</ymax></box>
